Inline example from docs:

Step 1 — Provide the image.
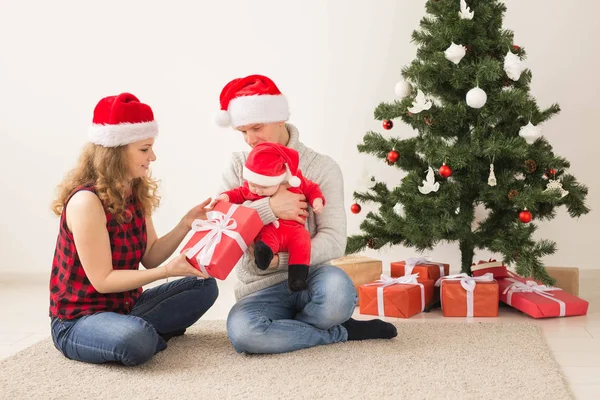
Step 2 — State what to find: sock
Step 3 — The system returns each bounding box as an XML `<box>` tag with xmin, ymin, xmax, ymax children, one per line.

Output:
<box><xmin>288</xmin><ymin>264</ymin><xmax>309</xmax><ymax>292</ymax></box>
<box><xmin>341</xmin><ymin>318</ymin><xmax>397</xmax><ymax>341</ymax></box>
<box><xmin>159</xmin><ymin>328</ymin><xmax>186</xmax><ymax>342</ymax></box>
<box><xmin>254</xmin><ymin>241</ymin><xmax>273</xmax><ymax>270</ymax></box>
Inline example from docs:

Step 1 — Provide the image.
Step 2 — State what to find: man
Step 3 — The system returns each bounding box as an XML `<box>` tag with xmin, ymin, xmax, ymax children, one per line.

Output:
<box><xmin>218</xmin><ymin>74</ymin><xmax>397</xmax><ymax>354</ymax></box>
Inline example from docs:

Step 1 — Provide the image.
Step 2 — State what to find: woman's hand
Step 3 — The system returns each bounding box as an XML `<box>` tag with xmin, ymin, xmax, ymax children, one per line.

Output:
<box><xmin>181</xmin><ymin>197</ymin><xmax>213</xmax><ymax>230</ymax></box>
<box><xmin>165</xmin><ymin>254</ymin><xmax>210</xmax><ymax>279</ymax></box>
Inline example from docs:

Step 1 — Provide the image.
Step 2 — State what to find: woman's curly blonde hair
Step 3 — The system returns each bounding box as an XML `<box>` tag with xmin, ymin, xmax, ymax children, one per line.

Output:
<box><xmin>52</xmin><ymin>143</ymin><xmax>160</xmax><ymax>223</ymax></box>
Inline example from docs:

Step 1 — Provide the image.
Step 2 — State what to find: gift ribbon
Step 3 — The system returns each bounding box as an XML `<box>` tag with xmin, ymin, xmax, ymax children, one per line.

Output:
<box><xmin>365</xmin><ymin>274</ymin><xmax>424</xmax><ymax>318</ymax></box>
<box><xmin>184</xmin><ymin>204</ymin><xmax>247</xmax><ymax>276</ymax></box>
<box><xmin>503</xmin><ymin>278</ymin><xmax>566</xmax><ymax>317</ymax></box>
<box><xmin>404</xmin><ymin>257</ymin><xmax>446</xmax><ymax>279</ymax></box>
<box><xmin>435</xmin><ymin>273</ymin><xmax>495</xmax><ymax>317</ymax></box>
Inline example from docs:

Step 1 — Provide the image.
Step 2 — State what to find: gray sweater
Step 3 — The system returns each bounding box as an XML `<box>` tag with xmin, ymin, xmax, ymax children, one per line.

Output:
<box><xmin>220</xmin><ymin>124</ymin><xmax>347</xmax><ymax>300</ymax></box>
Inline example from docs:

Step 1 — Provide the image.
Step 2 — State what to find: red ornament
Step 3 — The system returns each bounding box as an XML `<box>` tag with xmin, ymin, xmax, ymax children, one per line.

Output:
<box><xmin>439</xmin><ymin>163</ymin><xmax>453</xmax><ymax>178</ymax></box>
<box><xmin>350</xmin><ymin>203</ymin><xmax>361</xmax><ymax>214</ymax></box>
<box><xmin>513</xmin><ymin>44</ymin><xmax>520</xmax><ymax>51</ymax></box>
<box><xmin>387</xmin><ymin>150</ymin><xmax>400</xmax><ymax>163</ymax></box>
<box><xmin>424</xmin><ymin>116</ymin><xmax>434</xmax><ymax>126</ymax></box>
<box><xmin>545</xmin><ymin>168</ymin><xmax>557</xmax><ymax>178</ymax></box>
<box><xmin>407</xmin><ymin>111</ymin><xmax>413</xmax><ymax>117</ymax></box>
<box><xmin>382</xmin><ymin>120</ymin><xmax>393</xmax><ymax>130</ymax></box>
<box><xmin>519</xmin><ymin>209</ymin><xmax>532</xmax><ymax>223</ymax></box>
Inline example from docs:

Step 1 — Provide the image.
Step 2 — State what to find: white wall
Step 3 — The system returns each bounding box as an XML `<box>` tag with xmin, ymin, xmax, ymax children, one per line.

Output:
<box><xmin>1</xmin><ymin>0</ymin><xmax>598</xmax><ymax>277</ymax></box>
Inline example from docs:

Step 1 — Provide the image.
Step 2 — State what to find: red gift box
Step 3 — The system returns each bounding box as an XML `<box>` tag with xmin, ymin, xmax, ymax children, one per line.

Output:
<box><xmin>180</xmin><ymin>201</ymin><xmax>263</xmax><ymax>280</ymax></box>
<box><xmin>437</xmin><ymin>273</ymin><xmax>499</xmax><ymax>317</ymax></box>
<box><xmin>359</xmin><ymin>274</ymin><xmax>434</xmax><ymax>318</ymax></box>
<box><xmin>498</xmin><ymin>272</ymin><xmax>588</xmax><ymax>318</ymax></box>
<box><xmin>471</xmin><ymin>259</ymin><xmax>509</xmax><ymax>279</ymax></box>
<box><xmin>390</xmin><ymin>257</ymin><xmax>450</xmax><ymax>283</ymax></box>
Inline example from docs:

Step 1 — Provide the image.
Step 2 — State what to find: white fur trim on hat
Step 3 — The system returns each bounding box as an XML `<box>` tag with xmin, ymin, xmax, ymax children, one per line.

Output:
<box><xmin>89</xmin><ymin>121</ymin><xmax>159</xmax><ymax>147</ymax></box>
<box><xmin>243</xmin><ymin>165</ymin><xmax>287</xmax><ymax>187</ymax></box>
<box><xmin>227</xmin><ymin>94</ymin><xmax>290</xmax><ymax>128</ymax></box>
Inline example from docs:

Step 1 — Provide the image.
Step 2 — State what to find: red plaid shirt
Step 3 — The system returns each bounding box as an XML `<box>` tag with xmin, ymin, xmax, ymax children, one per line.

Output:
<box><xmin>49</xmin><ymin>186</ymin><xmax>147</xmax><ymax>320</ymax></box>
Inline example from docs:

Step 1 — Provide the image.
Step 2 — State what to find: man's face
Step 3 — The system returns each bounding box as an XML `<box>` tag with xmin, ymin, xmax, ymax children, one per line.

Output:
<box><xmin>236</xmin><ymin>122</ymin><xmax>282</xmax><ymax>148</ymax></box>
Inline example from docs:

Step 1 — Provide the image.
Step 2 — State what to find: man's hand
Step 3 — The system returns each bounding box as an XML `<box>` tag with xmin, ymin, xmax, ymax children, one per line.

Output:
<box><xmin>269</xmin><ymin>185</ymin><xmax>307</xmax><ymax>224</ymax></box>
<box><xmin>248</xmin><ymin>243</ymin><xmax>280</xmax><ymax>270</ymax></box>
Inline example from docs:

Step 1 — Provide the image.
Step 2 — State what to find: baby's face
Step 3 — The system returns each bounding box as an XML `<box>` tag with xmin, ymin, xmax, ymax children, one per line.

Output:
<box><xmin>248</xmin><ymin>182</ymin><xmax>279</xmax><ymax>196</ymax></box>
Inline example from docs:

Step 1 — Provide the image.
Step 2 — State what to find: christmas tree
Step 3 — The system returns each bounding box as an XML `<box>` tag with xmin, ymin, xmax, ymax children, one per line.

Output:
<box><xmin>345</xmin><ymin>0</ymin><xmax>589</xmax><ymax>284</ymax></box>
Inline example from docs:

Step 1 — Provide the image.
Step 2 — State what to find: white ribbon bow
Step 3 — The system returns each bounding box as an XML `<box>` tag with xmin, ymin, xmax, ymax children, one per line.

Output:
<box><xmin>184</xmin><ymin>204</ymin><xmax>248</xmax><ymax>276</ymax></box>
<box><xmin>503</xmin><ymin>278</ymin><xmax>565</xmax><ymax>317</ymax></box>
<box><xmin>404</xmin><ymin>257</ymin><xmax>446</xmax><ymax>279</ymax></box>
<box><xmin>436</xmin><ymin>273</ymin><xmax>495</xmax><ymax>317</ymax></box>
<box><xmin>365</xmin><ymin>274</ymin><xmax>425</xmax><ymax>318</ymax></box>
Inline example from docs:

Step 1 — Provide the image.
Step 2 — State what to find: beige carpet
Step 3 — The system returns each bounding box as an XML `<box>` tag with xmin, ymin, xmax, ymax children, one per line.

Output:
<box><xmin>0</xmin><ymin>321</ymin><xmax>572</xmax><ymax>399</ymax></box>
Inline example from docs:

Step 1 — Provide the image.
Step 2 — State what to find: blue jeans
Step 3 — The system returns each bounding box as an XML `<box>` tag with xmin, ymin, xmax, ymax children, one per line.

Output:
<box><xmin>227</xmin><ymin>265</ymin><xmax>357</xmax><ymax>354</ymax></box>
<box><xmin>51</xmin><ymin>277</ymin><xmax>218</xmax><ymax>366</ymax></box>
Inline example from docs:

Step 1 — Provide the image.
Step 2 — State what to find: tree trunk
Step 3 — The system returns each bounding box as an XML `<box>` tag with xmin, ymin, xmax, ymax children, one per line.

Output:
<box><xmin>459</xmin><ymin>240</ymin><xmax>475</xmax><ymax>275</ymax></box>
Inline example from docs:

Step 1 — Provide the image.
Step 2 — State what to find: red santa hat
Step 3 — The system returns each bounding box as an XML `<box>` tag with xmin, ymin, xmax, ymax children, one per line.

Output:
<box><xmin>216</xmin><ymin>74</ymin><xmax>290</xmax><ymax>128</ymax></box>
<box><xmin>88</xmin><ymin>93</ymin><xmax>158</xmax><ymax>147</ymax></box>
<box><xmin>243</xmin><ymin>142</ymin><xmax>301</xmax><ymax>188</ymax></box>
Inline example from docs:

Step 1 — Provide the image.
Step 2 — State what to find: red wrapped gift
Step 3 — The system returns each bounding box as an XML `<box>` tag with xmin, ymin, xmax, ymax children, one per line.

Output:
<box><xmin>390</xmin><ymin>257</ymin><xmax>450</xmax><ymax>282</ymax></box>
<box><xmin>471</xmin><ymin>259</ymin><xmax>509</xmax><ymax>279</ymax></box>
<box><xmin>499</xmin><ymin>272</ymin><xmax>588</xmax><ymax>318</ymax></box>
<box><xmin>180</xmin><ymin>201</ymin><xmax>263</xmax><ymax>280</ymax></box>
<box><xmin>436</xmin><ymin>273</ymin><xmax>499</xmax><ymax>317</ymax></box>
<box><xmin>359</xmin><ymin>274</ymin><xmax>434</xmax><ymax>319</ymax></box>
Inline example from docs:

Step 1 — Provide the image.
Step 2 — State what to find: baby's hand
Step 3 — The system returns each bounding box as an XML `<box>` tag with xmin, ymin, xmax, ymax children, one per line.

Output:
<box><xmin>312</xmin><ymin>198</ymin><xmax>324</xmax><ymax>214</ymax></box>
<box><xmin>208</xmin><ymin>194</ymin><xmax>229</xmax><ymax>209</ymax></box>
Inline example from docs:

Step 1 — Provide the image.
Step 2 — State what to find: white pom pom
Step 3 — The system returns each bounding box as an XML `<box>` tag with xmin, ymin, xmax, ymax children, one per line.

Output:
<box><xmin>466</xmin><ymin>87</ymin><xmax>487</xmax><ymax>108</ymax></box>
<box><xmin>288</xmin><ymin>176</ymin><xmax>301</xmax><ymax>188</ymax></box>
<box><xmin>216</xmin><ymin>110</ymin><xmax>231</xmax><ymax>127</ymax></box>
<box><xmin>394</xmin><ymin>80</ymin><xmax>412</xmax><ymax>98</ymax></box>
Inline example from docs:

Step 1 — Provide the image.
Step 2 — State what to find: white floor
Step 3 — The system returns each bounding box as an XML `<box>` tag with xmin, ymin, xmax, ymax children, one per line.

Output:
<box><xmin>1</xmin><ymin>270</ymin><xmax>598</xmax><ymax>399</ymax></box>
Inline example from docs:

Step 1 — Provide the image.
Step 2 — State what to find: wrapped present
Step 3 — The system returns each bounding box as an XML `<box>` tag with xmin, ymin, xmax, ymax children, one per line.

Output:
<box><xmin>545</xmin><ymin>266</ymin><xmax>580</xmax><ymax>296</ymax></box>
<box><xmin>390</xmin><ymin>257</ymin><xmax>450</xmax><ymax>282</ymax></box>
<box><xmin>499</xmin><ymin>272</ymin><xmax>588</xmax><ymax>318</ymax></box>
<box><xmin>359</xmin><ymin>274</ymin><xmax>434</xmax><ymax>319</ymax></box>
<box><xmin>436</xmin><ymin>273</ymin><xmax>499</xmax><ymax>317</ymax></box>
<box><xmin>471</xmin><ymin>259</ymin><xmax>510</xmax><ymax>279</ymax></box>
<box><xmin>330</xmin><ymin>255</ymin><xmax>382</xmax><ymax>306</ymax></box>
<box><xmin>181</xmin><ymin>201</ymin><xmax>263</xmax><ymax>280</ymax></box>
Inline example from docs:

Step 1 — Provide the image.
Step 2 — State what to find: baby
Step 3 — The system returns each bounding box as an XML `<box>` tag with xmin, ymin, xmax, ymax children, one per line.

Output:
<box><xmin>215</xmin><ymin>142</ymin><xmax>325</xmax><ymax>292</ymax></box>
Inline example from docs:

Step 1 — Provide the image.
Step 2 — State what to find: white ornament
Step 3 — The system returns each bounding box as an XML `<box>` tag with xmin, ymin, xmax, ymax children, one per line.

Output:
<box><xmin>395</xmin><ymin>80</ymin><xmax>413</xmax><ymax>98</ymax></box>
<box><xmin>504</xmin><ymin>51</ymin><xmax>526</xmax><ymax>81</ymax></box>
<box><xmin>459</xmin><ymin>0</ymin><xmax>474</xmax><ymax>20</ymax></box>
<box><xmin>519</xmin><ymin>121</ymin><xmax>542</xmax><ymax>144</ymax></box>
<box><xmin>442</xmin><ymin>136</ymin><xmax>458</xmax><ymax>146</ymax></box>
<box><xmin>445</xmin><ymin>42</ymin><xmax>467</xmax><ymax>65</ymax></box>
<box><xmin>544</xmin><ymin>179</ymin><xmax>569</xmax><ymax>198</ymax></box>
<box><xmin>408</xmin><ymin>90</ymin><xmax>433</xmax><ymax>114</ymax></box>
<box><xmin>488</xmin><ymin>164</ymin><xmax>497</xmax><ymax>186</ymax></box>
<box><xmin>455</xmin><ymin>206</ymin><xmax>460</xmax><ymax>215</ymax></box>
<box><xmin>418</xmin><ymin>166</ymin><xmax>440</xmax><ymax>194</ymax></box>
<box><xmin>393</xmin><ymin>202</ymin><xmax>405</xmax><ymax>217</ymax></box>
<box><xmin>466</xmin><ymin>87</ymin><xmax>487</xmax><ymax>108</ymax></box>
<box><xmin>514</xmin><ymin>172</ymin><xmax>525</xmax><ymax>181</ymax></box>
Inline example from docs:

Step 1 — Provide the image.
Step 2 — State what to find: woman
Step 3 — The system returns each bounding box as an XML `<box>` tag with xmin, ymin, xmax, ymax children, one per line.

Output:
<box><xmin>49</xmin><ymin>92</ymin><xmax>218</xmax><ymax>366</ymax></box>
